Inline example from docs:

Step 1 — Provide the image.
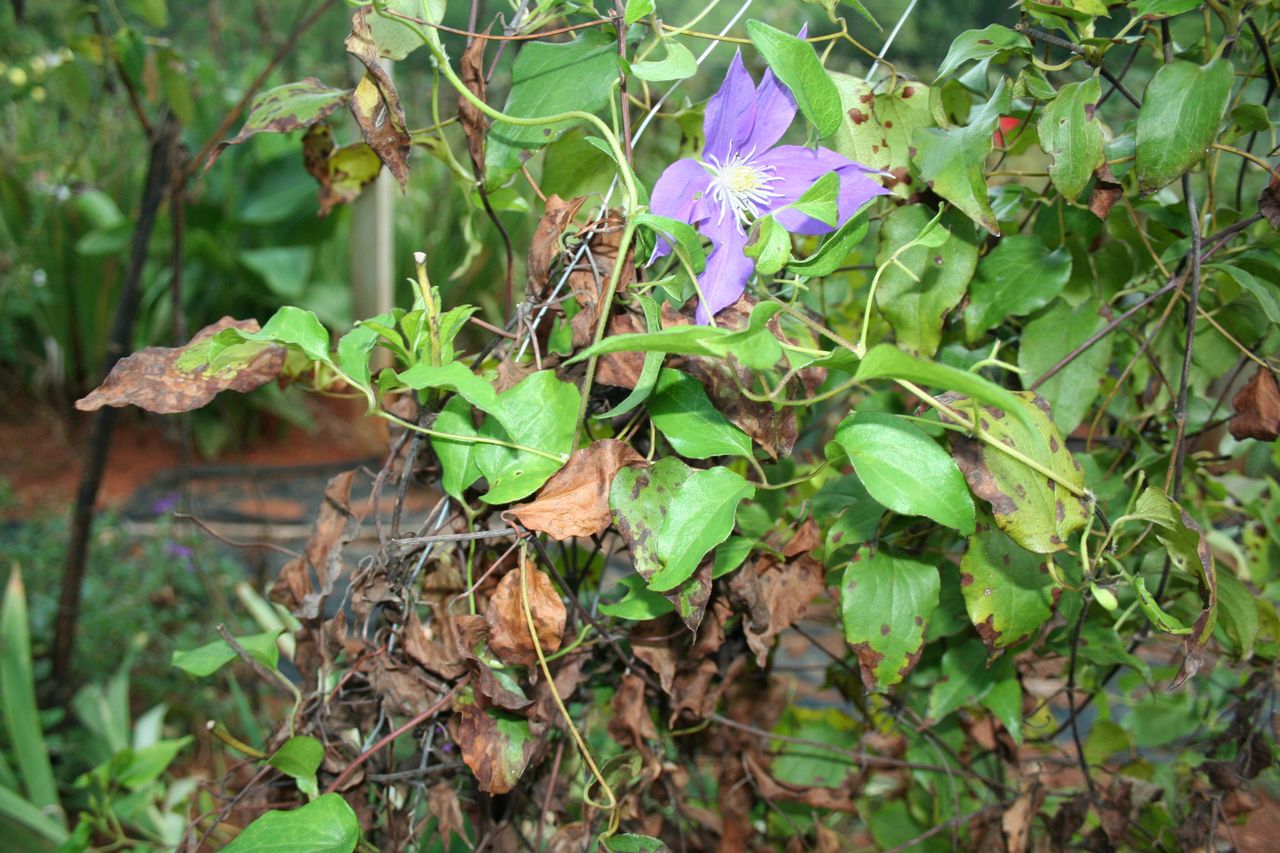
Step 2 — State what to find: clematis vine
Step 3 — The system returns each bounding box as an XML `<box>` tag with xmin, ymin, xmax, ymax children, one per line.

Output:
<box><xmin>650</xmin><ymin>52</ymin><xmax>889</xmax><ymax>324</ymax></box>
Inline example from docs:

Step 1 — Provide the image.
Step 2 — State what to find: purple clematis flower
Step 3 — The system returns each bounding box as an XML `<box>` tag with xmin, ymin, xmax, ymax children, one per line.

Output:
<box><xmin>650</xmin><ymin>52</ymin><xmax>889</xmax><ymax>323</ymax></box>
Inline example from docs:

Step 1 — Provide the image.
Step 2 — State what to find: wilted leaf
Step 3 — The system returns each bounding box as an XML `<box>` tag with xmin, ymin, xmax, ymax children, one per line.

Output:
<box><xmin>302</xmin><ymin>124</ymin><xmax>382</xmax><ymax>216</ymax></box>
<box><xmin>345</xmin><ymin>10</ymin><xmax>415</xmax><ymax>187</ymax></box>
<box><xmin>527</xmin><ymin>195</ymin><xmax>587</xmax><ymax>300</ymax></box>
<box><xmin>270</xmin><ymin>470</ymin><xmax>358</xmax><ymax>619</ymax></box>
<box><xmin>944</xmin><ymin>391</ymin><xmax>1088</xmax><ymax>553</ymax></box>
<box><xmin>455</xmin><ymin>689</ymin><xmax>535</xmax><ymax>794</ymax></box>
<box><xmin>509</xmin><ymin>439</ymin><xmax>645</xmax><ymax>539</ymax></box>
<box><xmin>840</xmin><ymin>547</ymin><xmax>940</xmax><ymax>689</ymax></box>
<box><xmin>485</xmin><ymin>565</ymin><xmax>567</xmax><ymax>667</ymax></box>
<box><xmin>404</xmin><ymin>609</ymin><xmax>465</xmax><ymax>680</ymax></box>
<box><xmin>458</xmin><ymin>37</ymin><xmax>487</xmax><ymax>175</ymax></box>
<box><xmin>452</xmin><ymin>615</ymin><xmax>533</xmax><ymax>711</ymax></box>
<box><xmin>742</xmin><ymin>554</ymin><xmax>826</xmax><ymax>666</ymax></box>
<box><xmin>75</xmin><ymin>318</ymin><xmax>285</xmax><ymax>414</ymax></box>
<box><xmin>1229</xmin><ymin>368</ymin><xmax>1280</xmax><ymax>441</ymax></box>
<box><xmin>960</xmin><ymin>518</ymin><xmax>1057</xmax><ymax>654</ymax></box>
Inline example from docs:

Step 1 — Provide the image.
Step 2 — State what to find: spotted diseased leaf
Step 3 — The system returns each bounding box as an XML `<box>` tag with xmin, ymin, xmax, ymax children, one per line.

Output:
<box><xmin>935</xmin><ymin>25</ymin><xmax>1032</xmax><ymax>80</ymax></box>
<box><xmin>912</xmin><ymin>79</ymin><xmax>1010</xmax><ymax>235</ymax></box>
<box><xmin>1038</xmin><ymin>77</ymin><xmax>1105</xmax><ymax>201</ymax></box>
<box><xmin>206</xmin><ymin>79</ymin><xmax>349</xmax><ymax>169</ymax></box>
<box><xmin>1130</xmin><ymin>488</ymin><xmax>1217</xmax><ymax>687</ymax></box>
<box><xmin>75</xmin><ymin>318</ymin><xmax>285</xmax><ymax>414</ymax></box>
<box><xmin>840</xmin><ymin>547</ymin><xmax>940</xmax><ymax>689</ymax></box>
<box><xmin>302</xmin><ymin>124</ymin><xmax>382</xmax><ymax>217</ymax></box>
<box><xmin>345</xmin><ymin>9</ymin><xmax>416</xmax><ymax>187</ymax></box>
<box><xmin>509</xmin><ymin>440</ymin><xmax>646</xmax><ymax>540</ymax></box>
<box><xmin>455</xmin><ymin>689</ymin><xmax>535</xmax><ymax>795</ymax></box>
<box><xmin>611</xmin><ymin>457</ymin><xmax>694</xmax><ymax>586</ymax></box>
<box><xmin>831</xmin><ymin>75</ymin><xmax>932</xmax><ymax>198</ymax></box>
<box><xmin>943</xmin><ymin>391</ymin><xmax>1088</xmax><ymax>553</ymax></box>
<box><xmin>960</xmin><ymin>517</ymin><xmax>1057</xmax><ymax>654</ymax></box>
<box><xmin>485</xmin><ymin>565</ymin><xmax>566</xmax><ymax>668</ymax></box>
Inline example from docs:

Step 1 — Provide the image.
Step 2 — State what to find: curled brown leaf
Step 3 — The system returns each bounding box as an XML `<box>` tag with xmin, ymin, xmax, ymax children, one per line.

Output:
<box><xmin>485</xmin><ymin>565</ymin><xmax>567</xmax><ymax>668</ymax></box>
<box><xmin>508</xmin><ymin>439</ymin><xmax>645</xmax><ymax>540</ymax></box>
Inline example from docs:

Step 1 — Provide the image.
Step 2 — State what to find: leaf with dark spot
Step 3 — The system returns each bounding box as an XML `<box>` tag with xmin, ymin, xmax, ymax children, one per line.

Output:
<box><xmin>840</xmin><ymin>547</ymin><xmax>939</xmax><ymax>689</ymax></box>
<box><xmin>302</xmin><ymin>124</ymin><xmax>383</xmax><ymax>217</ymax></box>
<box><xmin>75</xmin><ymin>318</ymin><xmax>285</xmax><ymax>414</ymax></box>
<box><xmin>345</xmin><ymin>11</ymin><xmax>414</xmax><ymax>187</ymax></box>
<box><xmin>205</xmin><ymin>79</ymin><xmax>349</xmax><ymax>170</ymax></box>
<box><xmin>960</xmin><ymin>516</ymin><xmax>1057</xmax><ymax>655</ymax></box>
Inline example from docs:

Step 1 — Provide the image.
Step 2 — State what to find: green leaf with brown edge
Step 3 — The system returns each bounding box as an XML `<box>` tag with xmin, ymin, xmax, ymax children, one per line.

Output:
<box><xmin>1129</xmin><ymin>487</ymin><xmax>1217</xmax><ymax>687</ymax></box>
<box><xmin>960</xmin><ymin>516</ymin><xmax>1057</xmax><ymax>654</ymax></box>
<box><xmin>875</xmin><ymin>205</ymin><xmax>978</xmax><ymax>356</ymax></box>
<box><xmin>912</xmin><ymin>78</ymin><xmax>1010</xmax><ymax>235</ymax></box>
<box><xmin>943</xmin><ymin>391</ymin><xmax>1088</xmax><ymax>554</ymax></box>
<box><xmin>963</xmin><ymin>235</ymin><xmax>1073</xmax><ymax>341</ymax></box>
<box><xmin>830</xmin><ymin>75</ymin><xmax>932</xmax><ymax>199</ymax></box>
<box><xmin>455</xmin><ymin>688</ymin><xmax>535</xmax><ymax>795</ymax></box>
<box><xmin>832</xmin><ymin>411</ymin><xmax>975</xmax><ymax>534</ymax></box>
<box><xmin>611</xmin><ymin>457</ymin><xmax>695</xmax><ymax>585</ymax></box>
<box><xmin>1037</xmin><ymin>77</ymin><xmax>1105</xmax><ymax>201</ymax></box>
<box><xmin>1017</xmin><ymin>296</ymin><xmax>1112</xmax><ymax>436</ymax></box>
<box><xmin>840</xmin><ymin>547</ymin><xmax>940</xmax><ymax>690</ymax></box>
<box><xmin>1135</xmin><ymin>59</ymin><xmax>1234</xmax><ymax>194</ymax></box>
<box><xmin>208</xmin><ymin>79</ymin><xmax>350</xmax><ymax>167</ymax></box>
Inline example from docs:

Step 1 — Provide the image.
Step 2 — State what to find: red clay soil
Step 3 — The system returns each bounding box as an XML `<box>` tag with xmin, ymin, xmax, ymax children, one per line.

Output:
<box><xmin>0</xmin><ymin>395</ymin><xmax>387</xmax><ymax>518</ymax></box>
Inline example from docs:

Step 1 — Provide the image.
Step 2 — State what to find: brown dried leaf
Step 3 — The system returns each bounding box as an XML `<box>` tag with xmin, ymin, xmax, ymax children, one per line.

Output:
<box><xmin>1002</xmin><ymin>784</ymin><xmax>1044</xmax><ymax>853</ymax></box>
<box><xmin>457</xmin><ymin>38</ymin><xmax>487</xmax><ymax>177</ymax></box>
<box><xmin>546</xmin><ymin>823</ymin><xmax>591</xmax><ymax>853</ymax></box>
<box><xmin>508</xmin><ymin>439</ymin><xmax>645</xmax><ymax>540</ymax></box>
<box><xmin>607</xmin><ymin>673</ymin><xmax>658</xmax><ymax>751</ymax></box>
<box><xmin>426</xmin><ymin>781</ymin><xmax>465</xmax><ymax>842</ymax></box>
<box><xmin>455</xmin><ymin>699</ymin><xmax>534</xmax><ymax>795</ymax></box>
<box><xmin>75</xmin><ymin>318</ymin><xmax>284</xmax><ymax>414</ymax></box>
<box><xmin>367</xmin><ymin>657</ymin><xmax>443</xmax><ymax>717</ymax></box>
<box><xmin>1261</xmin><ymin>174</ymin><xmax>1280</xmax><ymax>229</ymax></box>
<box><xmin>743</xmin><ymin>555</ymin><xmax>826</xmax><ymax>667</ymax></box>
<box><xmin>485</xmin><ymin>565</ymin><xmax>567</xmax><ymax>667</ymax></box>
<box><xmin>302</xmin><ymin>124</ymin><xmax>382</xmax><ymax>217</ymax></box>
<box><xmin>528</xmin><ymin>195</ymin><xmax>588</xmax><ymax>300</ymax></box>
<box><xmin>630</xmin><ymin>617</ymin><xmax>679</xmax><ymax>695</ymax></box>
<box><xmin>1229</xmin><ymin>368</ymin><xmax>1280</xmax><ymax>441</ymax></box>
<box><xmin>452</xmin><ymin>614</ymin><xmax>534</xmax><ymax>712</ymax></box>
<box><xmin>271</xmin><ymin>470</ymin><xmax>358</xmax><ymax>620</ymax></box>
<box><xmin>404</xmin><ymin>609</ymin><xmax>465</xmax><ymax>680</ymax></box>
<box><xmin>596</xmin><ymin>309</ymin><xmax>648</xmax><ymax>389</ymax></box>
<box><xmin>1089</xmin><ymin>162</ymin><xmax>1123</xmax><ymax>220</ymax></box>
<box><xmin>345</xmin><ymin>13</ymin><xmax>411</xmax><ymax>188</ymax></box>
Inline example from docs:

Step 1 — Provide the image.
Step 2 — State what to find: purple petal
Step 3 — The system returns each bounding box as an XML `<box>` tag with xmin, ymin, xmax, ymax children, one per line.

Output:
<box><xmin>703</xmin><ymin>52</ymin><xmax>758</xmax><ymax>163</ymax></box>
<box><xmin>648</xmin><ymin>158</ymin><xmax>712</xmax><ymax>261</ymax></box>
<box><xmin>756</xmin><ymin>145</ymin><xmax>889</xmax><ymax>235</ymax></box>
<box><xmin>694</xmin><ymin>215</ymin><xmax>754</xmax><ymax>324</ymax></box>
<box><xmin>740</xmin><ymin>69</ymin><xmax>797</xmax><ymax>154</ymax></box>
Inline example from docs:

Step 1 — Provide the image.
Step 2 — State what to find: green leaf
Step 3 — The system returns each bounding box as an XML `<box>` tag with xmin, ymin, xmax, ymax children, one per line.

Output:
<box><xmin>648</xmin><ymin>369</ymin><xmax>753</xmax><ymax>459</ymax></box>
<box><xmin>432</xmin><ymin>395</ymin><xmax>483</xmax><ymax>500</ymax></box>
<box><xmin>912</xmin><ymin>78</ymin><xmax>1011</xmax><ymax>235</ymax></box>
<box><xmin>927</xmin><ymin>639</ymin><xmax>997</xmax><ymax>721</ymax></box>
<box><xmin>0</xmin><ymin>783</ymin><xmax>68</xmax><ymax>844</ymax></box>
<box><xmin>713</xmin><ymin>536</ymin><xmax>755</xmax><ymax>578</ymax></box>
<box><xmin>745</xmin><ymin>215</ymin><xmax>793</xmax><ymax>276</ymax></box>
<box><xmin>337</xmin><ymin>312</ymin><xmax>396</xmax><ymax>395</ymax></box>
<box><xmin>840</xmin><ymin>548</ymin><xmax>940</xmax><ymax>689</ymax></box>
<box><xmin>790</xmin><ymin>211</ymin><xmax>870</xmax><ymax>277</ymax></box>
<box><xmin>214</xmin><ymin>79</ymin><xmax>349</xmax><ymax>157</ymax></box>
<box><xmin>746</xmin><ymin>20</ymin><xmax>843</xmax><ymax>138</ymax></box>
<box><xmin>573</xmin><ymin>303</ymin><xmax>782</xmax><ymax>371</ymax></box>
<box><xmin>875</xmin><ymin>206</ymin><xmax>978</xmax><ymax>356</ymax></box>
<box><xmin>854</xmin><ymin>344</ymin><xmax>1039</xmax><ymax>433</ymax></box>
<box><xmin>786</xmin><ymin>171</ymin><xmax>840</xmax><ymax>226</ymax></box>
<box><xmin>398</xmin><ymin>361</ymin><xmax>502</xmax><ymax>416</ymax></box>
<box><xmin>1135</xmin><ymin>59</ymin><xmax>1234</xmax><ymax>194</ymax></box>
<box><xmin>171</xmin><ymin>631</ymin><xmax>281</xmax><ymax>678</ymax></box>
<box><xmin>485</xmin><ymin>30</ymin><xmax>620</xmax><ymax>189</ymax></box>
<box><xmin>1212</xmin><ymin>263</ymin><xmax>1280</xmax><ymax>325</ymax></box>
<box><xmin>599</xmin><ymin>574</ymin><xmax>675</xmax><ymax>620</ymax></box>
<box><xmin>223</xmin><ymin>793</ymin><xmax>359</xmax><ymax>853</ymax></box>
<box><xmin>1018</xmin><ymin>297</ymin><xmax>1111</xmax><ymax>435</ymax></box>
<box><xmin>832</xmin><ymin>412</ymin><xmax>975</xmax><ymax>534</ymax></box>
<box><xmin>652</xmin><ymin>467</ymin><xmax>755</xmax><ymax>591</ymax></box>
<box><xmin>359</xmin><ymin>0</ymin><xmax>443</xmax><ymax>61</ymax></box>
<box><xmin>981</xmin><ymin>660</ymin><xmax>1024</xmax><ymax>743</ymax></box>
<box><xmin>1131</xmin><ymin>1</ymin><xmax>1210</xmax><ymax>22</ymax></box>
<box><xmin>1</xmin><ymin>568</ymin><xmax>59</xmax><ymax>811</ymax></box>
<box><xmin>830</xmin><ymin>76</ymin><xmax>932</xmax><ymax>199</ymax></box>
<box><xmin>633</xmin><ymin>213</ymin><xmax>708</xmax><ymax>274</ymax></box>
<box><xmin>963</xmin><ymin>235</ymin><xmax>1073</xmax><ymax>341</ymax></box>
<box><xmin>1215</xmin><ymin>570</ymin><xmax>1257</xmax><ymax>660</ymax></box>
<box><xmin>945</xmin><ymin>392</ymin><xmax>1088</xmax><ymax>554</ymax></box>
<box><xmin>594</xmin><ymin>295</ymin><xmax>665</xmax><ymax>419</ymax></box>
<box><xmin>960</xmin><ymin>518</ymin><xmax>1057</xmax><ymax>653</ymax></box>
<box><xmin>476</xmin><ymin>370</ymin><xmax>578</xmax><ymax>504</ymax></box>
<box><xmin>240</xmin><ymin>247</ymin><xmax>313</xmax><ymax>300</ymax></box>
<box><xmin>1038</xmin><ymin>77</ymin><xmax>1105</xmax><ymax>200</ymax></box>
<box><xmin>250</xmin><ymin>306</ymin><xmax>332</xmax><ymax>364</ymax></box>
<box><xmin>935</xmin><ymin>26</ymin><xmax>1032</xmax><ymax>80</ymax></box>
<box><xmin>623</xmin><ymin>0</ymin><xmax>655</xmax><ymax>25</ymax></box>
<box><xmin>268</xmin><ymin>736</ymin><xmax>324</xmax><ymax>799</ymax></box>
<box><xmin>605</xmin><ymin>834</ymin><xmax>666</xmax><ymax>852</ymax></box>
<box><xmin>629</xmin><ymin>39</ymin><xmax>696</xmax><ymax>82</ymax></box>
<box><xmin>116</xmin><ymin>736</ymin><xmax>192</xmax><ymax>790</ymax></box>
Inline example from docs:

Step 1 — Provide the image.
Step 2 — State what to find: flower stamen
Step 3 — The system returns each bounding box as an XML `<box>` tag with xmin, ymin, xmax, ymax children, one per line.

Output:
<box><xmin>702</xmin><ymin>145</ymin><xmax>782</xmax><ymax>233</ymax></box>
